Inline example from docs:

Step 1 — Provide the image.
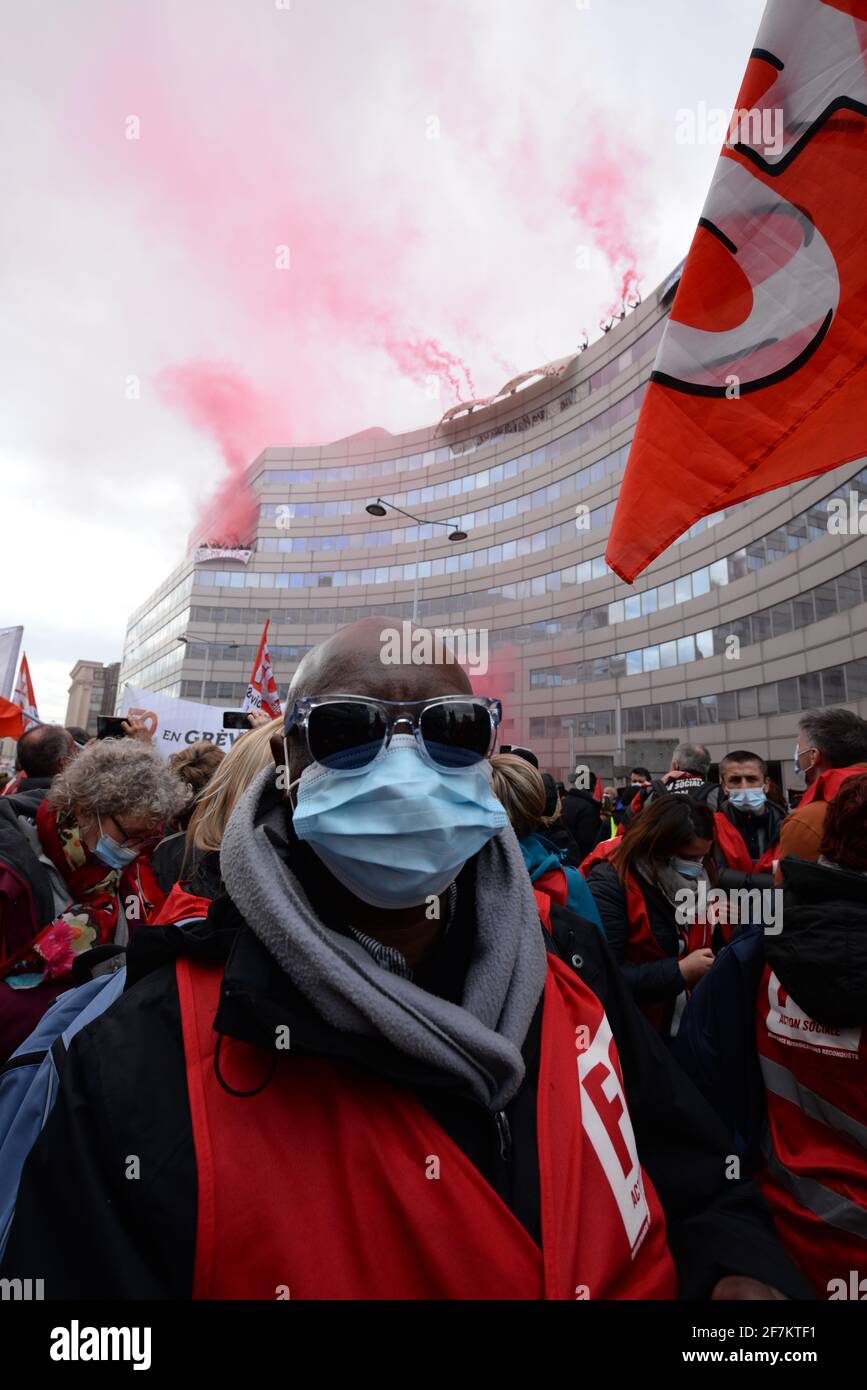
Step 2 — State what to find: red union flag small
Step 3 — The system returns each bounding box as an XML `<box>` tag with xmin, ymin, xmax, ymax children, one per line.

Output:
<box><xmin>242</xmin><ymin>621</ymin><xmax>282</xmax><ymax>720</ymax></box>
<box><xmin>13</xmin><ymin>654</ymin><xmax>38</xmax><ymax>731</ymax></box>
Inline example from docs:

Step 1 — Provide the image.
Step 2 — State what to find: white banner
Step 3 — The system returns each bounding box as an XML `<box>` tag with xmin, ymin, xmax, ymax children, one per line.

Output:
<box><xmin>0</xmin><ymin>627</ymin><xmax>23</xmax><ymax>701</ymax></box>
<box><xmin>120</xmin><ymin>685</ymin><xmax>250</xmax><ymax>759</ymax></box>
<box><xmin>194</xmin><ymin>547</ymin><xmax>252</xmax><ymax>564</ymax></box>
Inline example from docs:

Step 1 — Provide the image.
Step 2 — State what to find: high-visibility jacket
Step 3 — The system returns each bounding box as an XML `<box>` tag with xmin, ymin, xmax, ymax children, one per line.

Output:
<box><xmin>756</xmin><ymin>963</ymin><xmax>867</xmax><ymax>1297</ymax></box>
<box><xmin>581</xmin><ymin>840</ymin><xmax>710</xmax><ymax>1033</ymax></box>
<box><xmin>177</xmin><ymin>946</ymin><xmax>678</xmax><ymax>1301</ymax></box>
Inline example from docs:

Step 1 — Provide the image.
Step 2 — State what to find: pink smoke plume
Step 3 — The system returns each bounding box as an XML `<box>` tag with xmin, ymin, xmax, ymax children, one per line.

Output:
<box><xmin>569</xmin><ymin>134</ymin><xmax>647</xmax><ymax>319</ymax></box>
<box><xmin>53</xmin><ymin>3</ymin><xmax>657</xmax><ymax>544</ymax></box>
<box><xmin>155</xmin><ymin>364</ymin><xmax>284</xmax><ymax>546</ymax></box>
<box><xmin>384</xmin><ymin>337</ymin><xmax>476</xmax><ymax>402</ymax></box>
<box><xmin>469</xmin><ymin>643</ymin><xmax>518</xmax><ymax>725</ymax></box>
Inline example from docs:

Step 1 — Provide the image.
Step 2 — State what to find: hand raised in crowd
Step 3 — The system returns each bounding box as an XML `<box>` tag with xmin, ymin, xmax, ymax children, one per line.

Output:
<box><xmin>678</xmin><ymin>947</ymin><xmax>714</xmax><ymax>988</ymax></box>
<box><xmin>121</xmin><ymin>715</ymin><xmax>153</xmax><ymax>743</ymax></box>
<box><xmin>246</xmin><ymin>708</ymin><xmax>272</xmax><ymax>729</ymax></box>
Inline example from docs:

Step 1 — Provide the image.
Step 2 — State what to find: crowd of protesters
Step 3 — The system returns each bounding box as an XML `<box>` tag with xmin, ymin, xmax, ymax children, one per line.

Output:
<box><xmin>0</xmin><ymin>620</ymin><xmax>865</xmax><ymax>1301</ymax></box>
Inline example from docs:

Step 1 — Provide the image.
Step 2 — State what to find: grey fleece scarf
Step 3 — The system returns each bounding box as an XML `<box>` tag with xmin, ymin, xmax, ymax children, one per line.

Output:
<box><xmin>220</xmin><ymin>767</ymin><xmax>548</xmax><ymax>1112</ymax></box>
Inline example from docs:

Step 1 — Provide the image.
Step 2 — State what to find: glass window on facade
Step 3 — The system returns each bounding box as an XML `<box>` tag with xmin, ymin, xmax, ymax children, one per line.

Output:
<box><xmin>758</xmin><ymin>683</ymin><xmax>778</xmax><ymax>716</ymax></box>
<box><xmin>777</xmin><ymin>677</ymin><xmax>800</xmax><ymax>713</ymax></box>
<box><xmin>699</xmin><ymin>695</ymin><xmax>718</xmax><ymax>725</ymax></box>
<box><xmin>837</xmin><ymin>571</ymin><xmax>863</xmax><ymax>610</ymax></box>
<box><xmin>821</xmin><ymin>666</ymin><xmax>847</xmax><ymax>704</ymax></box>
<box><xmin>814</xmin><ymin>582</ymin><xmax>839</xmax><ymax>620</ymax></box>
<box><xmin>793</xmin><ymin>595</ymin><xmax>815</xmax><ymax>628</ymax></box>
<box><xmin>751</xmin><ymin>611</ymin><xmax>771</xmax><ymax>643</ymax></box>
<box><xmin>771</xmin><ymin>602</ymin><xmax>794</xmax><ymax>637</ymax></box>
<box><xmin>848</xmin><ymin>659</ymin><xmax>867</xmax><ymax>699</ymax></box>
<box><xmin>641</xmin><ymin>589</ymin><xmax>658</xmax><ymax>616</ymax></box>
<box><xmin>624</xmin><ymin>595</ymin><xmax>641</xmax><ymax>621</ymax></box>
<box><xmin>657</xmin><ymin>582</ymin><xmax>675</xmax><ymax>610</ymax></box>
<box><xmin>691</xmin><ymin>567</ymin><xmax>710</xmax><ymax>597</ymax></box>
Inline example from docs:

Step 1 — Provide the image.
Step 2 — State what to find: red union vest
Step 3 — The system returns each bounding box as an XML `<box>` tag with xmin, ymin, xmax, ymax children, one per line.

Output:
<box><xmin>177</xmin><ymin>953</ymin><xmax>677</xmax><ymax>1300</ymax></box>
<box><xmin>796</xmin><ymin>763</ymin><xmax>867</xmax><ymax>809</ymax></box>
<box><xmin>756</xmin><ymin>963</ymin><xmax>867</xmax><ymax>1297</ymax></box>
<box><xmin>580</xmin><ymin>840</ymin><xmax>709</xmax><ymax>1033</ymax></box>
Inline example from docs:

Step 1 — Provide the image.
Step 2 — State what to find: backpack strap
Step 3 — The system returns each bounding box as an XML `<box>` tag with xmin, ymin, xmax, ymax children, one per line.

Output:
<box><xmin>0</xmin><ymin>1050</ymin><xmax>48</xmax><ymax>1075</ymax></box>
<box><xmin>48</xmin><ymin>1034</ymin><xmax>67</xmax><ymax>1079</ymax></box>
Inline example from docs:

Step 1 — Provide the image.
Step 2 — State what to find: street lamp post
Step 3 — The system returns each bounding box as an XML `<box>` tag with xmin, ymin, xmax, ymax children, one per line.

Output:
<box><xmin>177</xmin><ymin>635</ymin><xmax>239</xmax><ymax>704</ymax></box>
<box><xmin>365</xmin><ymin>498</ymin><xmax>467</xmax><ymax>624</ymax></box>
<box><xmin>564</xmin><ymin>720</ymin><xmax>576</xmax><ymax>785</ymax></box>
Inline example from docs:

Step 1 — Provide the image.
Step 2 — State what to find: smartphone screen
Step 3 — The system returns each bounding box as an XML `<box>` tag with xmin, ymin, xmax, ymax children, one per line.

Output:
<box><xmin>96</xmin><ymin>716</ymin><xmax>128</xmax><ymax>740</ymax></box>
<box><xmin>222</xmin><ymin>710</ymin><xmax>251</xmax><ymax>730</ymax></box>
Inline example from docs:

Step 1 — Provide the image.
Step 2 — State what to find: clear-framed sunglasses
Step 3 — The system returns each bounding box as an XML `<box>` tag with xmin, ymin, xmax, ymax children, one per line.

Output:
<box><xmin>284</xmin><ymin>693</ymin><xmax>502</xmax><ymax>772</ymax></box>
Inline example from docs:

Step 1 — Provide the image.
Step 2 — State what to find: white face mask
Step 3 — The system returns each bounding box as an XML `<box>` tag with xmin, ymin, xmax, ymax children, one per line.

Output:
<box><xmin>292</xmin><ymin>736</ymin><xmax>507</xmax><ymax>910</ymax></box>
<box><xmin>93</xmin><ymin>814</ymin><xmax>138</xmax><ymax>870</ymax></box>
<box><xmin>727</xmin><ymin>788</ymin><xmax>767</xmax><ymax>812</ymax></box>
<box><xmin>670</xmin><ymin>857</ymin><xmax>703</xmax><ymax>880</ymax></box>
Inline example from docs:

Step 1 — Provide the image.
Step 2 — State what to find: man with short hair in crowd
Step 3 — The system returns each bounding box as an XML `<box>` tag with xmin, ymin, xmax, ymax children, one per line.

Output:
<box><xmin>1</xmin><ymin>725</ymin><xmax>76</xmax><ymax>803</ymax></box>
<box><xmin>629</xmin><ymin>743</ymin><xmax>716</xmax><ymax>819</ymax></box>
<box><xmin>661</xmin><ymin>742</ymin><xmax>714</xmax><ymax>798</ymax></box>
<box><xmin>714</xmin><ymin>750</ymin><xmax>786</xmax><ymax>893</ymax></box>
<box><xmin>3</xmin><ymin>620</ymin><xmax>810</xmax><ymax>1301</ymax></box>
<box><xmin>779</xmin><ymin>708</ymin><xmax>867</xmax><ymax>868</ymax></box>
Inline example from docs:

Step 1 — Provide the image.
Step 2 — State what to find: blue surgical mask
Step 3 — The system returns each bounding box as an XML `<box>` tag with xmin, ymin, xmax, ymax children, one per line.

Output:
<box><xmin>727</xmin><ymin>788</ymin><xmax>767</xmax><ymax>812</ymax></box>
<box><xmin>671</xmin><ymin>857</ymin><xmax>703</xmax><ymax>879</ymax></box>
<box><xmin>292</xmin><ymin>735</ymin><xmax>507</xmax><ymax>909</ymax></box>
<box><xmin>93</xmin><ymin>815</ymin><xmax>138</xmax><ymax>871</ymax></box>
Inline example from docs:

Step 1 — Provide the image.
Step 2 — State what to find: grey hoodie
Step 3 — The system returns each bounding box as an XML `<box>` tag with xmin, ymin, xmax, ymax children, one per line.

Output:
<box><xmin>220</xmin><ymin>767</ymin><xmax>549</xmax><ymax>1112</ymax></box>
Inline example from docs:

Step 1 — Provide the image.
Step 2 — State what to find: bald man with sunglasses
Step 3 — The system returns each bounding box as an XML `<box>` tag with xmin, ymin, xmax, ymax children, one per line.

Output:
<box><xmin>4</xmin><ymin>620</ymin><xmax>809</xmax><ymax>1302</ymax></box>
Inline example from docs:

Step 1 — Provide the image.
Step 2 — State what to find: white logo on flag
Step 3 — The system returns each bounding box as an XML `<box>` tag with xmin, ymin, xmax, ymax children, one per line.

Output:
<box><xmin>766</xmin><ymin>971</ymin><xmax>860</xmax><ymax>1058</ymax></box>
<box><xmin>577</xmin><ymin>1016</ymin><xmax>650</xmax><ymax>1257</ymax></box>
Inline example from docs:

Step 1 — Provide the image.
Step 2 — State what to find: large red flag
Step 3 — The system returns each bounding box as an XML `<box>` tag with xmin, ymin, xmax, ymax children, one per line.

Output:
<box><xmin>242</xmin><ymin>621</ymin><xmax>283</xmax><ymax>720</ymax></box>
<box><xmin>607</xmin><ymin>0</ymin><xmax>867</xmax><ymax>583</ymax></box>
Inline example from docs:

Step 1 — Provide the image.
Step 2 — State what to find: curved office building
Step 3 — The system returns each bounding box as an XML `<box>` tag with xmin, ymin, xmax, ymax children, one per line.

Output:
<box><xmin>120</xmin><ymin>266</ymin><xmax>867</xmax><ymax>794</ymax></box>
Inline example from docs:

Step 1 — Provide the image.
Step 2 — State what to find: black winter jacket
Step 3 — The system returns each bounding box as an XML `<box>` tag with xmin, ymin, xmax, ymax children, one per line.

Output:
<box><xmin>561</xmin><ymin>788</ymin><xmax>603</xmax><ymax>861</ymax></box>
<box><xmin>585</xmin><ymin>859</ymin><xmax>686</xmax><ymax>1012</ymax></box>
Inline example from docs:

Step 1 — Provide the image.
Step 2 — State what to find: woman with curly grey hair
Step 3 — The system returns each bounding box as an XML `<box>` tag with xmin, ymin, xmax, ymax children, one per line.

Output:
<box><xmin>0</xmin><ymin>739</ymin><xmax>186</xmax><ymax>1062</ymax></box>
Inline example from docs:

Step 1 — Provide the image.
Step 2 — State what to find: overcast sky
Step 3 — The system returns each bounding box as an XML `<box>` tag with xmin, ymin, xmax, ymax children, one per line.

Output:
<box><xmin>0</xmin><ymin>0</ymin><xmax>766</xmax><ymax>720</ymax></box>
